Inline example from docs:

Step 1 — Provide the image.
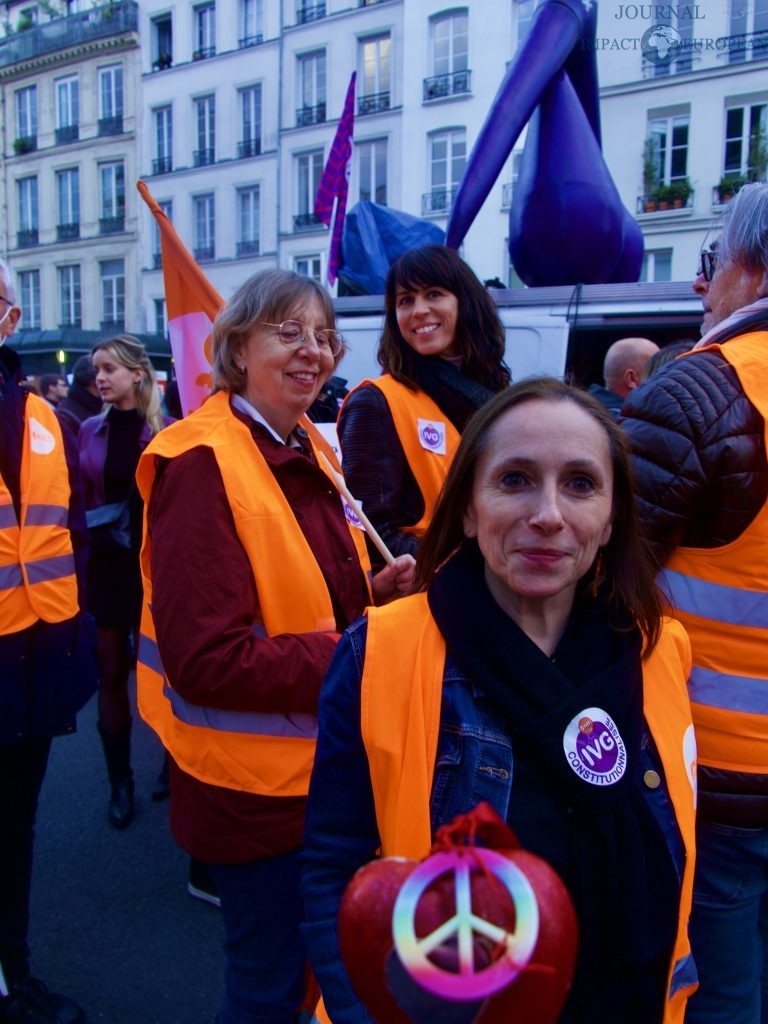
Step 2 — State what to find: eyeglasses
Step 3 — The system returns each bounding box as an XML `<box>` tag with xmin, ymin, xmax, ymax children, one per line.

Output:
<box><xmin>260</xmin><ymin>320</ymin><xmax>346</xmax><ymax>357</ymax></box>
<box><xmin>697</xmin><ymin>249</ymin><xmax>719</xmax><ymax>282</ymax></box>
<box><xmin>0</xmin><ymin>293</ymin><xmax>12</xmax><ymax>307</ymax></box>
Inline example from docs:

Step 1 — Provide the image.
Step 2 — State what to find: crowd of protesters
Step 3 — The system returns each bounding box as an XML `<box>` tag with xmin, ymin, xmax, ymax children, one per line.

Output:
<box><xmin>2</xmin><ymin>182</ymin><xmax>768</xmax><ymax>1024</ymax></box>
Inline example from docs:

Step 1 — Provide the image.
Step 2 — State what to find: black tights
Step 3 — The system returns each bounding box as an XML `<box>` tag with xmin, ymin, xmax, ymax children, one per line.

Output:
<box><xmin>96</xmin><ymin>626</ymin><xmax>136</xmax><ymax>737</ymax></box>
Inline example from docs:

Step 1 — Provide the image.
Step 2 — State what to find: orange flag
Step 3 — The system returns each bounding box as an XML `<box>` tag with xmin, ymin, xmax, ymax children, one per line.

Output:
<box><xmin>137</xmin><ymin>180</ymin><xmax>224</xmax><ymax>415</ymax></box>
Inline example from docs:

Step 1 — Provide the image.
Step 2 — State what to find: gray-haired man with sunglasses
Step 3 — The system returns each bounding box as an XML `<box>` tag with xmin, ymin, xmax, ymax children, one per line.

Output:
<box><xmin>620</xmin><ymin>184</ymin><xmax>768</xmax><ymax>1022</ymax></box>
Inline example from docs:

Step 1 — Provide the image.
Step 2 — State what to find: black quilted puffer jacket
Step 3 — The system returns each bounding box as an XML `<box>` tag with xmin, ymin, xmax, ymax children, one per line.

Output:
<box><xmin>620</xmin><ymin>336</ymin><xmax>768</xmax><ymax>826</ymax></box>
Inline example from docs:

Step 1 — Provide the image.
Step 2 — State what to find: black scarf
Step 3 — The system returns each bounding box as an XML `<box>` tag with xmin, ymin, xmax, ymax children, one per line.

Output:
<box><xmin>408</xmin><ymin>352</ymin><xmax>495</xmax><ymax>432</ymax></box>
<box><xmin>428</xmin><ymin>543</ymin><xmax>679</xmax><ymax>1023</ymax></box>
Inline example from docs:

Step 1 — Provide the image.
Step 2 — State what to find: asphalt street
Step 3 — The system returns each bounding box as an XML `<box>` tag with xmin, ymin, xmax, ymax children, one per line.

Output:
<box><xmin>27</xmin><ymin>678</ymin><xmax>222</xmax><ymax>1024</ymax></box>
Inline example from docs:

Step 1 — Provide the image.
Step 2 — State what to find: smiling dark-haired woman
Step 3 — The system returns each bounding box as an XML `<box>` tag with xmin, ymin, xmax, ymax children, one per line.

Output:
<box><xmin>338</xmin><ymin>244</ymin><xmax>510</xmax><ymax>567</ymax></box>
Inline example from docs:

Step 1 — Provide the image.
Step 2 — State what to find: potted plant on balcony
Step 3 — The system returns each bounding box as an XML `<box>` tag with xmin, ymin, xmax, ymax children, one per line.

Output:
<box><xmin>13</xmin><ymin>136</ymin><xmax>34</xmax><ymax>155</ymax></box>
<box><xmin>716</xmin><ymin>174</ymin><xmax>747</xmax><ymax>204</ymax></box>
<box><xmin>642</xmin><ymin>136</ymin><xmax>660</xmax><ymax>211</ymax></box>
<box><xmin>669</xmin><ymin>177</ymin><xmax>693</xmax><ymax>208</ymax></box>
<box><xmin>655</xmin><ymin>184</ymin><xmax>674</xmax><ymax>210</ymax></box>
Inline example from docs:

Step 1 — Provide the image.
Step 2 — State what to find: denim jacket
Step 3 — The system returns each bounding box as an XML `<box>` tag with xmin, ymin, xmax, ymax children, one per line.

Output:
<box><xmin>301</xmin><ymin>616</ymin><xmax>686</xmax><ymax>1024</ymax></box>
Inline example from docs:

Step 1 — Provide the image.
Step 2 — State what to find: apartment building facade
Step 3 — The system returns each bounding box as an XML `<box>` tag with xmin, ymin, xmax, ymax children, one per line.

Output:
<box><xmin>0</xmin><ymin>0</ymin><xmax>144</xmax><ymax>365</ymax></box>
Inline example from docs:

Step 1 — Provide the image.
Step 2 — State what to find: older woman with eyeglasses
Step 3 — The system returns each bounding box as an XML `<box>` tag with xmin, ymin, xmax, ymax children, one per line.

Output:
<box><xmin>621</xmin><ymin>183</ymin><xmax>768</xmax><ymax>1022</ymax></box>
<box><xmin>135</xmin><ymin>270</ymin><xmax>414</xmax><ymax>1024</ymax></box>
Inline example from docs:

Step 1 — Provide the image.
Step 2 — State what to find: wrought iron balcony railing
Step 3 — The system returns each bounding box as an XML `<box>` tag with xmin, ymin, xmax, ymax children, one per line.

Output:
<box><xmin>99</xmin><ymin>215</ymin><xmax>125</xmax><ymax>234</ymax></box>
<box><xmin>17</xmin><ymin>228</ymin><xmax>39</xmax><ymax>247</ymax></box>
<box><xmin>237</xmin><ymin>240</ymin><xmax>260</xmax><ymax>257</ymax></box>
<box><xmin>421</xmin><ymin>187</ymin><xmax>457</xmax><ymax>215</ymax></box>
<box><xmin>194</xmin><ymin>148</ymin><xmax>215</xmax><ymax>167</ymax></box>
<box><xmin>152</xmin><ymin>157</ymin><xmax>172</xmax><ymax>175</ymax></box>
<box><xmin>194</xmin><ymin>245</ymin><xmax>215</xmax><ymax>262</ymax></box>
<box><xmin>13</xmin><ymin>135</ymin><xmax>37</xmax><ymax>155</ymax></box>
<box><xmin>192</xmin><ymin>46</ymin><xmax>216</xmax><ymax>61</ymax></box>
<box><xmin>297</xmin><ymin>3</ymin><xmax>325</xmax><ymax>24</ymax></box>
<box><xmin>0</xmin><ymin>1</ymin><xmax>138</xmax><ymax>68</ymax></box>
<box><xmin>55</xmin><ymin>124</ymin><xmax>79</xmax><ymax>145</ymax></box>
<box><xmin>98</xmin><ymin>115</ymin><xmax>123</xmax><ymax>136</ymax></box>
<box><xmin>296</xmin><ymin>103</ymin><xmax>326</xmax><ymax>127</ymax></box>
<box><xmin>293</xmin><ymin>212</ymin><xmax>323</xmax><ymax>231</ymax></box>
<box><xmin>239</xmin><ymin>33</ymin><xmax>262</xmax><ymax>48</ymax></box>
<box><xmin>237</xmin><ymin>138</ymin><xmax>261</xmax><ymax>158</ymax></box>
<box><xmin>423</xmin><ymin>69</ymin><xmax>471</xmax><ymax>101</ymax></box>
<box><xmin>57</xmin><ymin>222</ymin><xmax>80</xmax><ymax>241</ymax></box>
<box><xmin>358</xmin><ymin>91</ymin><xmax>390</xmax><ymax>115</ymax></box>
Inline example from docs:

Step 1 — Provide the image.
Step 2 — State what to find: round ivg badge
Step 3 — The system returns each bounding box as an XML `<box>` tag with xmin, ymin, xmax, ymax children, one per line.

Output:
<box><xmin>563</xmin><ymin>707</ymin><xmax>627</xmax><ymax>787</ymax></box>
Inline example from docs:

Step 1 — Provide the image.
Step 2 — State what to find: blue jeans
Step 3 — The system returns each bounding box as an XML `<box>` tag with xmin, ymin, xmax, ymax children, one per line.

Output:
<box><xmin>208</xmin><ymin>850</ymin><xmax>307</xmax><ymax>1024</ymax></box>
<box><xmin>686</xmin><ymin>820</ymin><xmax>768</xmax><ymax>1024</ymax></box>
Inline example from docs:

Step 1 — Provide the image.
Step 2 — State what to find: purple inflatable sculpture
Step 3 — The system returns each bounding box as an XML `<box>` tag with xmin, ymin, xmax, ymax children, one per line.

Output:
<box><xmin>446</xmin><ymin>0</ymin><xmax>643</xmax><ymax>285</ymax></box>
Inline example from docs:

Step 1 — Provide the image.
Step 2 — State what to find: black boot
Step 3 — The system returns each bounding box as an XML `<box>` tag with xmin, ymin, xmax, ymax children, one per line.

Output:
<box><xmin>97</xmin><ymin>720</ymin><xmax>135</xmax><ymax>830</ymax></box>
<box><xmin>151</xmin><ymin>751</ymin><xmax>170</xmax><ymax>802</ymax></box>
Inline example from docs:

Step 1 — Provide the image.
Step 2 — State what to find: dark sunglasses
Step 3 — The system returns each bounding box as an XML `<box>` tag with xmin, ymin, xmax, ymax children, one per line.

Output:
<box><xmin>697</xmin><ymin>250</ymin><xmax>718</xmax><ymax>282</ymax></box>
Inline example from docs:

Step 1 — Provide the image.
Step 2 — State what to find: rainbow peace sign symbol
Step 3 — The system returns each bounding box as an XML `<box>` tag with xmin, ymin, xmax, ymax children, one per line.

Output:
<box><xmin>391</xmin><ymin>848</ymin><xmax>540</xmax><ymax>1000</ymax></box>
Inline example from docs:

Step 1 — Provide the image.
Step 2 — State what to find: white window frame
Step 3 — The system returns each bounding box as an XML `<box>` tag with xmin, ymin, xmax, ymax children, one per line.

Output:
<box><xmin>430</xmin><ymin>128</ymin><xmax>467</xmax><ymax>190</ymax></box>
<box><xmin>193</xmin><ymin>193</ymin><xmax>215</xmax><ymax>254</ymax></box>
<box><xmin>18</xmin><ymin>270</ymin><xmax>40</xmax><ymax>328</ymax></box>
<box><xmin>155</xmin><ymin>106</ymin><xmax>172</xmax><ymax>161</ymax></box>
<box><xmin>55</xmin><ymin>75</ymin><xmax>79</xmax><ymax>129</ymax></box>
<box><xmin>241</xmin><ymin>85</ymin><xmax>262</xmax><ymax>147</ymax></box>
<box><xmin>238</xmin><ymin>186</ymin><xmax>260</xmax><ymax>251</ymax></box>
<box><xmin>58</xmin><ymin>265</ymin><xmax>81</xmax><ymax>327</ymax></box>
<box><xmin>194</xmin><ymin>2</ymin><xmax>216</xmax><ymax>56</ymax></box>
<box><xmin>195</xmin><ymin>95</ymin><xmax>216</xmax><ymax>155</ymax></box>
<box><xmin>724</xmin><ymin>101</ymin><xmax>768</xmax><ymax>177</ymax></box>
<box><xmin>56</xmin><ymin>167</ymin><xmax>80</xmax><ymax>226</ymax></box>
<box><xmin>430</xmin><ymin>10</ymin><xmax>468</xmax><ymax>76</ymax></box>
<box><xmin>240</xmin><ymin>0</ymin><xmax>263</xmax><ymax>44</ymax></box>
<box><xmin>16</xmin><ymin>85</ymin><xmax>37</xmax><ymax>140</ymax></box>
<box><xmin>154</xmin><ymin>298</ymin><xmax>166</xmax><ymax>337</ymax></box>
<box><xmin>153</xmin><ymin>199</ymin><xmax>172</xmax><ymax>262</ymax></box>
<box><xmin>640</xmin><ymin>248</ymin><xmax>673</xmax><ymax>282</ymax></box>
<box><xmin>100</xmin><ymin>259</ymin><xmax>125</xmax><ymax>325</ymax></box>
<box><xmin>17</xmin><ymin>176</ymin><xmax>38</xmax><ymax>231</ymax></box>
<box><xmin>98</xmin><ymin>64</ymin><xmax>123</xmax><ymax>120</ymax></box>
<box><xmin>294</xmin><ymin>254</ymin><xmax>322</xmax><ymax>281</ymax></box>
<box><xmin>360</xmin><ymin>34</ymin><xmax>391</xmax><ymax>99</ymax></box>
<box><xmin>649</xmin><ymin>114</ymin><xmax>689</xmax><ymax>183</ymax></box>
<box><xmin>357</xmin><ymin>138</ymin><xmax>387</xmax><ymax>205</ymax></box>
<box><xmin>99</xmin><ymin>161</ymin><xmax>125</xmax><ymax>220</ymax></box>
<box><xmin>296</xmin><ymin>149</ymin><xmax>323</xmax><ymax>216</ymax></box>
<box><xmin>298</xmin><ymin>50</ymin><xmax>326</xmax><ymax>110</ymax></box>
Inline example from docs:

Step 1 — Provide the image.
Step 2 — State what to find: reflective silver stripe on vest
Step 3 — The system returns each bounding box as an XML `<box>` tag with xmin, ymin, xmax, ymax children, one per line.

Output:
<box><xmin>0</xmin><ymin>563</ymin><xmax>24</xmax><ymax>590</ymax></box>
<box><xmin>25</xmin><ymin>552</ymin><xmax>76</xmax><ymax>585</ymax></box>
<box><xmin>24</xmin><ymin>504</ymin><xmax>68</xmax><ymax>528</ymax></box>
<box><xmin>669</xmin><ymin>951</ymin><xmax>697</xmax><ymax>997</ymax></box>
<box><xmin>660</xmin><ymin>568</ymin><xmax>768</xmax><ymax>629</ymax></box>
<box><xmin>138</xmin><ymin>633</ymin><xmax>318</xmax><ymax>740</ymax></box>
<box><xmin>0</xmin><ymin>505</ymin><xmax>17</xmax><ymax>529</ymax></box>
<box><xmin>689</xmin><ymin>665</ymin><xmax>768</xmax><ymax>715</ymax></box>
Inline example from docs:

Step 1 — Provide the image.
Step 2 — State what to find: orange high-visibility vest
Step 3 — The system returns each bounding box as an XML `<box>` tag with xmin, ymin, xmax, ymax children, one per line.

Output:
<box><xmin>360</xmin><ymin>593</ymin><xmax>698</xmax><ymax>1022</ymax></box>
<box><xmin>136</xmin><ymin>390</ymin><xmax>372</xmax><ymax>797</ymax></box>
<box><xmin>0</xmin><ymin>393</ymin><xmax>78</xmax><ymax>635</ymax></box>
<box><xmin>660</xmin><ymin>333</ymin><xmax>768</xmax><ymax>775</ymax></box>
<box><xmin>345</xmin><ymin>375</ymin><xmax>460</xmax><ymax>537</ymax></box>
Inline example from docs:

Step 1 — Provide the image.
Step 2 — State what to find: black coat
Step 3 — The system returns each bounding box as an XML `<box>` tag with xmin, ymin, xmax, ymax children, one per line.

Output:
<box><xmin>0</xmin><ymin>346</ymin><xmax>97</xmax><ymax>744</ymax></box>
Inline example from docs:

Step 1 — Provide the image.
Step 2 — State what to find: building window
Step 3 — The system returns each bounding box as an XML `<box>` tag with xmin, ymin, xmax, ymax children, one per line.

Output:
<box><xmin>56</xmin><ymin>168</ymin><xmax>80</xmax><ymax>240</ymax></box>
<box><xmin>237</xmin><ymin>186</ymin><xmax>260</xmax><ymax>256</ymax></box>
<box><xmin>295</xmin><ymin>150</ymin><xmax>324</xmax><ymax>229</ymax></box>
<box><xmin>649</xmin><ymin>114</ymin><xmax>689</xmax><ymax>183</ymax></box>
<box><xmin>99</xmin><ymin>162</ymin><xmax>125</xmax><ymax>233</ymax></box>
<box><xmin>502</xmin><ymin>151</ymin><xmax>523</xmax><ymax>209</ymax></box>
<box><xmin>425</xmin><ymin>11</ymin><xmax>470</xmax><ymax>100</ymax></box>
<box><xmin>16</xmin><ymin>176</ymin><xmax>38</xmax><ymax>246</ymax></box>
<box><xmin>154</xmin><ymin>106</ymin><xmax>173</xmax><ymax>174</ymax></box>
<box><xmin>358</xmin><ymin>138</ymin><xmax>387</xmax><ymax>204</ymax></box>
<box><xmin>359</xmin><ymin>34</ymin><xmax>391</xmax><ymax>115</ymax></box>
<box><xmin>100</xmin><ymin>260</ymin><xmax>125</xmax><ymax>328</ymax></box>
<box><xmin>154</xmin><ymin>298</ymin><xmax>166</xmax><ymax>337</ymax></box>
<box><xmin>15</xmin><ymin>86</ymin><xmax>37</xmax><ymax>149</ymax></box>
<box><xmin>152</xmin><ymin>200</ymin><xmax>172</xmax><ymax>267</ymax></box>
<box><xmin>424</xmin><ymin>128</ymin><xmax>466</xmax><ymax>214</ymax></box>
<box><xmin>152</xmin><ymin>14</ymin><xmax>173</xmax><ymax>69</ymax></box>
<box><xmin>194</xmin><ymin>3</ymin><xmax>216</xmax><ymax>60</ymax></box>
<box><xmin>194</xmin><ymin>194</ymin><xmax>215</xmax><ymax>260</ymax></box>
<box><xmin>194</xmin><ymin>95</ymin><xmax>216</xmax><ymax>166</ymax></box>
<box><xmin>297</xmin><ymin>51</ymin><xmax>326</xmax><ymax>125</ymax></box>
<box><xmin>294</xmin><ymin>254</ymin><xmax>322</xmax><ymax>281</ymax></box>
<box><xmin>724</xmin><ymin>102</ymin><xmax>768</xmax><ymax>178</ymax></box>
<box><xmin>98</xmin><ymin>65</ymin><xmax>123</xmax><ymax>135</ymax></box>
<box><xmin>239</xmin><ymin>85</ymin><xmax>262</xmax><ymax>158</ymax></box>
<box><xmin>729</xmin><ymin>0</ymin><xmax>768</xmax><ymax>63</ymax></box>
<box><xmin>58</xmin><ymin>265</ymin><xmax>81</xmax><ymax>327</ymax></box>
<box><xmin>18</xmin><ymin>270</ymin><xmax>41</xmax><ymax>328</ymax></box>
<box><xmin>240</xmin><ymin>0</ymin><xmax>262</xmax><ymax>46</ymax></box>
<box><xmin>55</xmin><ymin>75</ymin><xmax>79</xmax><ymax>144</ymax></box>
<box><xmin>639</xmin><ymin>249</ymin><xmax>673</xmax><ymax>282</ymax></box>
<box><xmin>297</xmin><ymin>1</ymin><xmax>325</xmax><ymax>25</ymax></box>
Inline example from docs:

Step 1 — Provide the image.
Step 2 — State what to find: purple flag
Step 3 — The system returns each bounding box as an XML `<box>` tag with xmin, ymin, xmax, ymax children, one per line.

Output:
<box><xmin>315</xmin><ymin>72</ymin><xmax>356</xmax><ymax>285</ymax></box>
